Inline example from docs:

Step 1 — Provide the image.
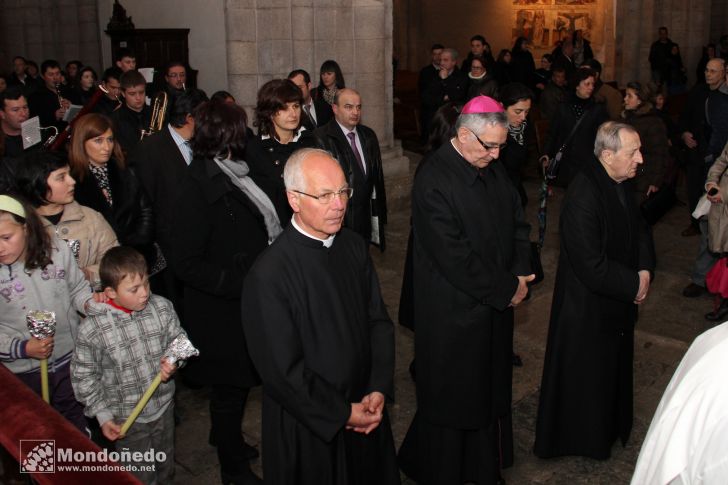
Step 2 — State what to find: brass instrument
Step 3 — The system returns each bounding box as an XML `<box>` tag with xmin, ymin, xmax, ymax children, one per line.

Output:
<box><xmin>140</xmin><ymin>91</ymin><xmax>168</xmax><ymax>140</ymax></box>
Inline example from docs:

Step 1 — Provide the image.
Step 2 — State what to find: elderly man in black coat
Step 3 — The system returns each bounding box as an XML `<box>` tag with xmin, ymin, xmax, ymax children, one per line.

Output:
<box><xmin>314</xmin><ymin>88</ymin><xmax>387</xmax><ymax>250</ymax></box>
<box><xmin>398</xmin><ymin>96</ymin><xmax>533</xmax><ymax>485</ymax></box>
<box><xmin>241</xmin><ymin>148</ymin><xmax>398</xmax><ymax>485</ymax></box>
<box><xmin>534</xmin><ymin>121</ymin><xmax>656</xmax><ymax>460</ymax></box>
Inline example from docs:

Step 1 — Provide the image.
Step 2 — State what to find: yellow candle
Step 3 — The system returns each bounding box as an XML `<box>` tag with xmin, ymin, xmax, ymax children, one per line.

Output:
<box><xmin>40</xmin><ymin>358</ymin><xmax>49</xmax><ymax>403</ymax></box>
<box><xmin>120</xmin><ymin>372</ymin><xmax>162</xmax><ymax>436</ymax></box>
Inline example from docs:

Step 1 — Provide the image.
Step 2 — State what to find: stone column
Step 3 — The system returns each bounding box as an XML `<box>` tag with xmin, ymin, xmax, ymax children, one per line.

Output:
<box><xmin>224</xmin><ymin>0</ymin><xmax>403</xmax><ymax>167</ymax></box>
<box><xmin>0</xmin><ymin>0</ymin><xmax>102</xmax><ymax>74</ymax></box>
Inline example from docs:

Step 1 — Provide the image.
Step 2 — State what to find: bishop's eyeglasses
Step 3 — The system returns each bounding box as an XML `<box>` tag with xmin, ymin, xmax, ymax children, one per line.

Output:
<box><xmin>292</xmin><ymin>187</ymin><xmax>354</xmax><ymax>204</ymax></box>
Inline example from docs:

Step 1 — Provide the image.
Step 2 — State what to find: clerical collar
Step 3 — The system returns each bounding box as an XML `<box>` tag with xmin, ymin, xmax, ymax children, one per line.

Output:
<box><xmin>291</xmin><ymin>215</ymin><xmax>335</xmax><ymax>248</ymax></box>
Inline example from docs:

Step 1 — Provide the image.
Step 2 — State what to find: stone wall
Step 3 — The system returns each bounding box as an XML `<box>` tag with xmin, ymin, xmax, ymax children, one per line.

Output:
<box><xmin>0</xmin><ymin>0</ymin><xmax>102</xmax><ymax>73</ymax></box>
<box><xmin>224</xmin><ymin>0</ymin><xmax>394</xmax><ymax>147</ymax></box>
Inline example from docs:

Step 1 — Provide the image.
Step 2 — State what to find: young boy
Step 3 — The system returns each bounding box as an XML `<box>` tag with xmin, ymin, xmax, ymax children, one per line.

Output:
<box><xmin>71</xmin><ymin>246</ymin><xmax>184</xmax><ymax>484</ymax></box>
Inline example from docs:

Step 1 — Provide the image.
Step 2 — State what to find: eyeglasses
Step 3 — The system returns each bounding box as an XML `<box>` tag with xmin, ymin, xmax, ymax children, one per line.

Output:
<box><xmin>468</xmin><ymin>129</ymin><xmax>506</xmax><ymax>153</ymax></box>
<box><xmin>292</xmin><ymin>187</ymin><xmax>354</xmax><ymax>204</ymax></box>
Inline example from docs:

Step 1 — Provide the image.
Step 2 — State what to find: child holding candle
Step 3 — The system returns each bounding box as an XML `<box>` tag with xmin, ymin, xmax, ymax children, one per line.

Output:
<box><xmin>0</xmin><ymin>194</ymin><xmax>95</xmax><ymax>432</ymax></box>
<box><xmin>71</xmin><ymin>246</ymin><xmax>185</xmax><ymax>484</ymax></box>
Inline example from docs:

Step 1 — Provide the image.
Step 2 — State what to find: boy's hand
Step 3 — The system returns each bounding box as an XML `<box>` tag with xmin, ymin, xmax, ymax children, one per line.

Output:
<box><xmin>101</xmin><ymin>420</ymin><xmax>123</xmax><ymax>441</ymax></box>
<box><xmin>160</xmin><ymin>358</ymin><xmax>177</xmax><ymax>382</ymax></box>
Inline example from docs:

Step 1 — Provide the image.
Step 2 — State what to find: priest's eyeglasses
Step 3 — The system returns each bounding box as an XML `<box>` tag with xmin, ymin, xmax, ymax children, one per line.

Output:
<box><xmin>469</xmin><ymin>129</ymin><xmax>506</xmax><ymax>153</ymax></box>
<box><xmin>292</xmin><ymin>188</ymin><xmax>354</xmax><ymax>204</ymax></box>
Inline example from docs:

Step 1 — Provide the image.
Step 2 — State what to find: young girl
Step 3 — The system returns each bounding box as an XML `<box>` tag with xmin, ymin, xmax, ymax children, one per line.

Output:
<box><xmin>0</xmin><ymin>194</ymin><xmax>96</xmax><ymax>432</ymax></box>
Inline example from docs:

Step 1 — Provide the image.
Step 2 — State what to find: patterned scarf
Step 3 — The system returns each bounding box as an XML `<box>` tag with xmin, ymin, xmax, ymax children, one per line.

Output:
<box><xmin>508</xmin><ymin>120</ymin><xmax>527</xmax><ymax>146</ymax></box>
<box><xmin>89</xmin><ymin>163</ymin><xmax>113</xmax><ymax>206</ymax></box>
<box><xmin>323</xmin><ymin>86</ymin><xmax>337</xmax><ymax>105</ymax></box>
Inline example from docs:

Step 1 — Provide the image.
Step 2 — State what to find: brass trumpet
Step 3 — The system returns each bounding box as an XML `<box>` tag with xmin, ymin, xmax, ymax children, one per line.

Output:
<box><xmin>140</xmin><ymin>91</ymin><xmax>168</xmax><ymax>140</ymax></box>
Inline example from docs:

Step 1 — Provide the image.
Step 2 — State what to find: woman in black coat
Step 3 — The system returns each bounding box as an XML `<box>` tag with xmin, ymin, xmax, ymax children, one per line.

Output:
<box><xmin>540</xmin><ymin>67</ymin><xmax>608</xmax><ymax>187</ymax></box>
<box><xmin>246</xmin><ymin>78</ymin><xmax>316</xmax><ymax>222</ymax></box>
<box><xmin>68</xmin><ymin>113</ymin><xmax>155</xmax><ymax>265</ymax></box>
<box><xmin>172</xmin><ymin>101</ymin><xmax>286</xmax><ymax>485</ymax></box>
<box><xmin>498</xmin><ymin>82</ymin><xmax>535</xmax><ymax>207</ymax></box>
<box><xmin>510</xmin><ymin>37</ymin><xmax>536</xmax><ymax>87</ymax></box>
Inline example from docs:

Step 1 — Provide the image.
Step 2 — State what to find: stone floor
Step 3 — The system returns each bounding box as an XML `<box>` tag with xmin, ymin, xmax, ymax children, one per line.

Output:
<box><xmin>172</xmin><ymin>151</ymin><xmax>713</xmax><ymax>484</ymax></box>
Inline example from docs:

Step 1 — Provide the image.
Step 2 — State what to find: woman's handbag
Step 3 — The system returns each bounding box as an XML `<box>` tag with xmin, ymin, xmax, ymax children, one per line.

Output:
<box><xmin>544</xmin><ymin>110</ymin><xmax>590</xmax><ymax>181</ymax></box>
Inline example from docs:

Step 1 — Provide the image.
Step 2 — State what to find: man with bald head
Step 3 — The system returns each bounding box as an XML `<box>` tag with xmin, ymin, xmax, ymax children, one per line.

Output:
<box><xmin>241</xmin><ymin>148</ymin><xmax>399</xmax><ymax>484</ymax></box>
<box><xmin>314</xmin><ymin>88</ymin><xmax>388</xmax><ymax>249</ymax></box>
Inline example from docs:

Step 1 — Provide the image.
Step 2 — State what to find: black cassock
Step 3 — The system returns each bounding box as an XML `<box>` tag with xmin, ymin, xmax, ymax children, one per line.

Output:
<box><xmin>534</xmin><ymin>157</ymin><xmax>655</xmax><ymax>459</ymax></box>
<box><xmin>241</xmin><ymin>225</ymin><xmax>398</xmax><ymax>485</ymax></box>
<box><xmin>399</xmin><ymin>142</ymin><xmax>532</xmax><ymax>485</ymax></box>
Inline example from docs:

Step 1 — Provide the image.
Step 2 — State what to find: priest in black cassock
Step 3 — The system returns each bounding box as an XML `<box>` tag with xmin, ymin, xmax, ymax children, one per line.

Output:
<box><xmin>398</xmin><ymin>96</ymin><xmax>534</xmax><ymax>485</ymax></box>
<box><xmin>241</xmin><ymin>148</ymin><xmax>399</xmax><ymax>485</ymax></box>
<box><xmin>534</xmin><ymin>122</ymin><xmax>656</xmax><ymax>460</ymax></box>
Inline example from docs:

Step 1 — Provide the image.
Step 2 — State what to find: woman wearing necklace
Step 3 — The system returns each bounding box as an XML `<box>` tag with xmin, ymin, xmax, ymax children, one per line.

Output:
<box><xmin>68</xmin><ymin>113</ymin><xmax>155</xmax><ymax>271</ymax></box>
<box><xmin>466</xmin><ymin>56</ymin><xmax>499</xmax><ymax>101</ymax></box>
<box><xmin>246</xmin><ymin>79</ymin><xmax>316</xmax><ymax>221</ymax></box>
<box><xmin>311</xmin><ymin>59</ymin><xmax>345</xmax><ymax>106</ymax></box>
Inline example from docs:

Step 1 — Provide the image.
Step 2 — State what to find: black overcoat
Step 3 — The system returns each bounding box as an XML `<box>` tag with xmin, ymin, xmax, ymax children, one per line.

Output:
<box><xmin>543</xmin><ymin>95</ymin><xmax>608</xmax><ymax>186</ymax></box>
<box><xmin>534</xmin><ymin>157</ymin><xmax>656</xmax><ymax>459</ymax></box>
<box><xmin>411</xmin><ymin>141</ymin><xmax>531</xmax><ymax>429</ymax></box>
<box><xmin>170</xmin><ymin>157</ymin><xmax>287</xmax><ymax>387</ymax></box>
<box><xmin>73</xmin><ymin>159</ymin><xmax>155</xmax><ymax>264</ymax></box>
<box><xmin>314</xmin><ymin>121</ymin><xmax>387</xmax><ymax>249</ymax></box>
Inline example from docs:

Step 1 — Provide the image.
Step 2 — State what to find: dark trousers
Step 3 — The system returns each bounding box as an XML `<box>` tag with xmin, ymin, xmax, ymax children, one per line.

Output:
<box><xmin>210</xmin><ymin>384</ymin><xmax>251</xmax><ymax>475</ymax></box>
<box><xmin>115</xmin><ymin>404</ymin><xmax>175</xmax><ymax>485</ymax></box>
<box><xmin>15</xmin><ymin>360</ymin><xmax>88</xmax><ymax>434</ymax></box>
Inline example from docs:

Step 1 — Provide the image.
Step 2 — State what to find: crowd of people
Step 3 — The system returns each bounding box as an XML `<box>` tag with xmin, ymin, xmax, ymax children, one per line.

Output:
<box><xmin>1</xmin><ymin>25</ymin><xmax>728</xmax><ymax>485</ymax></box>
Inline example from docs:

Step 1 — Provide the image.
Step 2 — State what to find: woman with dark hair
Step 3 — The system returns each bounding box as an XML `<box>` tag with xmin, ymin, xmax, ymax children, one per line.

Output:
<box><xmin>67</xmin><ymin>113</ymin><xmax>156</xmax><ymax>270</ymax></box>
<box><xmin>211</xmin><ymin>90</ymin><xmax>236</xmax><ymax>105</ymax></box>
<box><xmin>499</xmin><ymin>82</ymin><xmax>535</xmax><ymax>207</ymax></box>
<box><xmin>493</xmin><ymin>48</ymin><xmax>513</xmax><ymax>85</ymax></box>
<box><xmin>65</xmin><ymin>60</ymin><xmax>83</xmax><ymax>89</ymax></box>
<box><xmin>621</xmin><ymin>81</ymin><xmax>669</xmax><ymax>201</ymax></box>
<box><xmin>247</xmin><ymin>79</ymin><xmax>316</xmax><ymax>219</ymax></box>
<box><xmin>535</xmin><ymin>54</ymin><xmax>553</xmax><ymax>92</ymax></box>
<box><xmin>75</xmin><ymin>66</ymin><xmax>97</xmax><ymax>105</ymax></box>
<box><xmin>511</xmin><ymin>37</ymin><xmax>536</xmax><ymax>87</ymax></box>
<box><xmin>312</xmin><ymin>59</ymin><xmax>345</xmax><ymax>105</ymax></box>
<box><xmin>12</xmin><ymin>149</ymin><xmax>118</xmax><ymax>288</ymax></box>
<box><xmin>540</xmin><ymin>67</ymin><xmax>608</xmax><ymax>186</ymax></box>
<box><xmin>466</xmin><ymin>56</ymin><xmax>499</xmax><ymax>101</ymax></box>
<box><xmin>172</xmin><ymin>101</ymin><xmax>287</xmax><ymax>485</ymax></box>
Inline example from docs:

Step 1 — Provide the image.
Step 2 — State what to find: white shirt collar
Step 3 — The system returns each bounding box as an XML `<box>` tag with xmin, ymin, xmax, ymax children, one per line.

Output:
<box><xmin>336</xmin><ymin>121</ymin><xmax>357</xmax><ymax>137</ymax></box>
<box><xmin>260</xmin><ymin>125</ymin><xmax>307</xmax><ymax>142</ymax></box>
<box><xmin>291</xmin><ymin>215</ymin><xmax>335</xmax><ymax>248</ymax></box>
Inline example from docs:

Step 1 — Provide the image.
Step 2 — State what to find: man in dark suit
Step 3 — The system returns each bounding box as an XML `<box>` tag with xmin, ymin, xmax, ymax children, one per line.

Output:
<box><xmin>8</xmin><ymin>56</ymin><xmax>39</xmax><ymax>95</ymax></box>
<box><xmin>28</xmin><ymin>59</ymin><xmax>72</xmax><ymax>131</ymax></box>
<box><xmin>420</xmin><ymin>47</ymin><xmax>468</xmax><ymax>142</ymax></box>
<box><xmin>314</xmin><ymin>88</ymin><xmax>387</xmax><ymax>250</ymax></box>
<box><xmin>93</xmin><ymin>67</ymin><xmax>123</xmax><ymax>116</ymax></box>
<box><xmin>130</xmin><ymin>88</ymin><xmax>208</xmax><ymax>310</ymax></box>
<box><xmin>418</xmin><ymin>43</ymin><xmax>444</xmax><ymax>142</ymax></box>
<box><xmin>288</xmin><ymin>69</ymin><xmax>333</xmax><ymax>132</ymax></box>
<box><xmin>112</xmin><ymin>70</ymin><xmax>151</xmax><ymax>155</ymax></box>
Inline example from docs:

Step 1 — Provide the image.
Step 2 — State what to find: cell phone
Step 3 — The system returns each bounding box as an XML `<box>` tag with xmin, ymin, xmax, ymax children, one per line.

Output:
<box><xmin>708</xmin><ymin>187</ymin><xmax>719</xmax><ymax>196</ymax></box>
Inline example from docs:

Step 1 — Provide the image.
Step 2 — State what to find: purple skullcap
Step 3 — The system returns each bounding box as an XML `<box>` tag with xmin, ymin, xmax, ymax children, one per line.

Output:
<box><xmin>461</xmin><ymin>95</ymin><xmax>504</xmax><ymax>114</ymax></box>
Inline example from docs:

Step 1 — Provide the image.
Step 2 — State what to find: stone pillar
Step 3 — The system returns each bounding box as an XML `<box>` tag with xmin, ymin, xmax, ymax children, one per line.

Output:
<box><xmin>224</xmin><ymin>0</ymin><xmax>402</xmax><ymax>165</ymax></box>
<box><xmin>0</xmin><ymin>0</ymin><xmax>102</xmax><ymax>74</ymax></box>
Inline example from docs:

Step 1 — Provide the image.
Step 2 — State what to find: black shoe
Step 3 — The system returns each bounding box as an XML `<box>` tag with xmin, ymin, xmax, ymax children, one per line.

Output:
<box><xmin>208</xmin><ymin>429</ymin><xmax>260</xmax><ymax>460</ymax></box>
<box><xmin>221</xmin><ymin>465</ymin><xmax>263</xmax><ymax>485</ymax></box>
<box><xmin>682</xmin><ymin>283</ymin><xmax>706</xmax><ymax>298</ymax></box>
<box><xmin>705</xmin><ymin>300</ymin><xmax>728</xmax><ymax>321</ymax></box>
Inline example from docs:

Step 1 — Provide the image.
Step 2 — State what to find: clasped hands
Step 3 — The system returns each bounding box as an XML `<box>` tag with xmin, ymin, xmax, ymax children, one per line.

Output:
<box><xmin>346</xmin><ymin>391</ymin><xmax>385</xmax><ymax>435</ymax></box>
